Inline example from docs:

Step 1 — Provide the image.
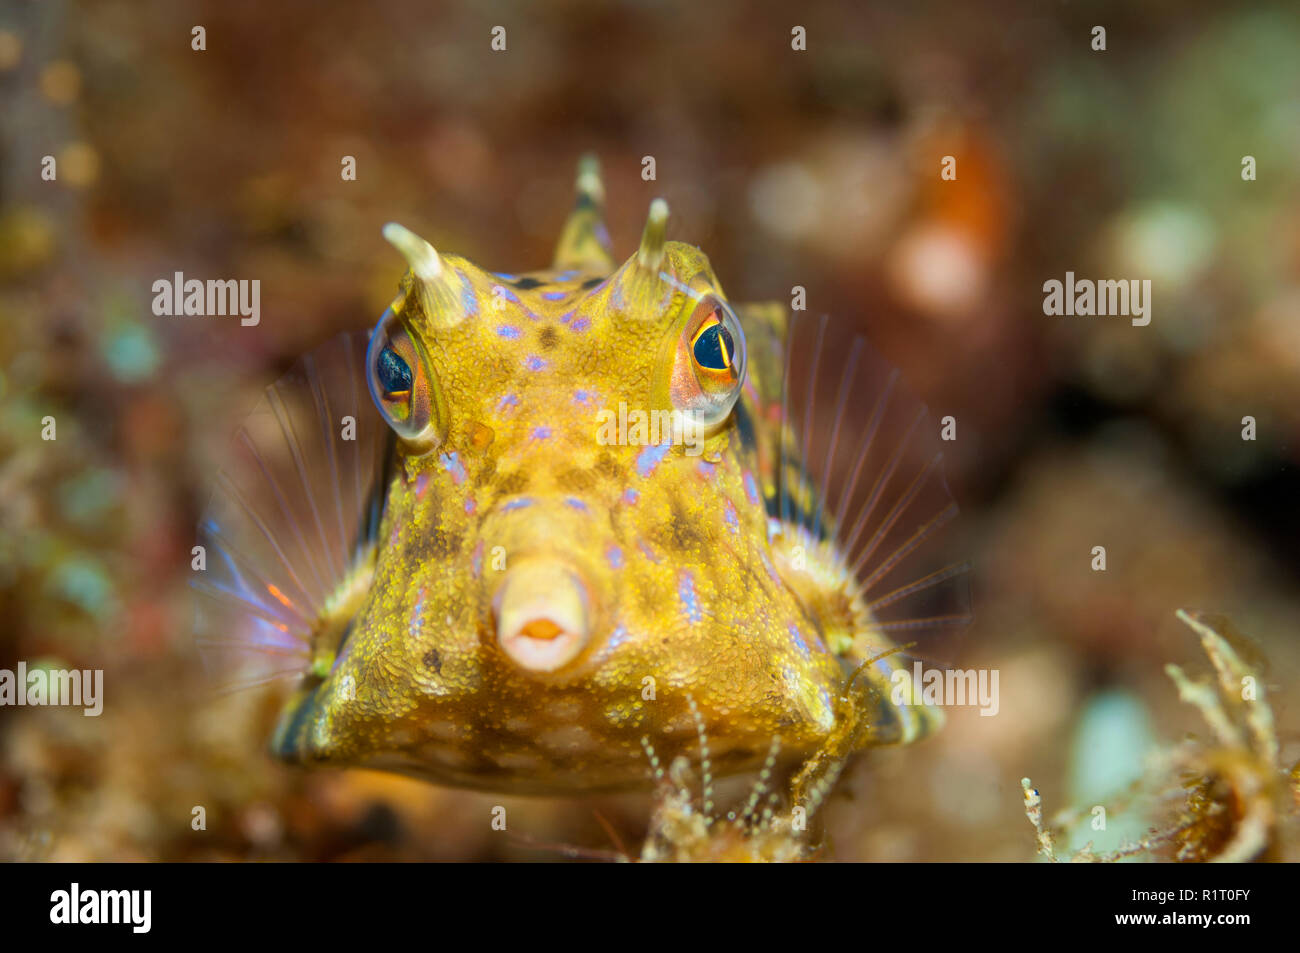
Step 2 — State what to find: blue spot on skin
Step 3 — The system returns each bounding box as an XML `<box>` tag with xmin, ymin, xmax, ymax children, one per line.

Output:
<box><xmin>679</xmin><ymin>572</ymin><xmax>702</xmax><ymax>624</ymax></box>
<box><xmin>495</xmin><ymin>273</ymin><xmax>519</xmax><ymax>282</ymax></box>
<box><xmin>492</xmin><ymin>284</ymin><xmax>520</xmax><ymax>303</ymax></box>
<box><xmin>496</xmin><ymin>393</ymin><xmax>519</xmax><ymax>414</ymax></box>
<box><xmin>570</xmin><ymin>315</ymin><xmax>591</xmax><ymax>333</ymax></box>
<box><xmin>787</xmin><ymin>622</ymin><xmax>811</xmax><ymax>658</ymax></box>
<box><xmin>605</xmin><ymin>543</ymin><xmax>624</xmax><ymax>568</ymax></box>
<box><xmin>559</xmin><ymin>310</ymin><xmax>573</xmax><ymax>324</ymax></box>
<box><xmin>531</xmin><ymin>426</ymin><xmax>553</xmax><ymax>441</ymax></box>
<box><xmin>410</xmin><ymin>587</ymin><xmax>429</xmax><ymax>640</ymax></box>
<box><xmin>636</xmin><ymin>443</ymin><xmax>672</xmax><ymax>477</ymax></box>
<box><xmin>555</xmin><ymin>270</ymin><xmax>578</xmax><ymax>281</ymax></box>
<box><xmin>543</xmin><ymin>290</ymin><xmax>567</xmax><ymax>301</ymax></box>
<box><xmin>638</xmin><ymin>540</ymin><xmax>661</xmax><ymax>563</ymax></box>
<box><xmin>440</xmin><ymin>451</ymin><xmax>467</xmax><ymax>484</ymax></box>
<box><xmin>464</xmin><ymin>495</ymin><xmax>477</xmax><ymax>515</ymax></box>
<box><xmin>623</xmin><ymin>487</ymin><xmax>640</xmax><ymax>505</ymax></box>
<box><xmin>743</xmin><ymin>471</ymin><xmax>760</xmax><ymax>506</ymax></box>
<box><xmin>607</xmin><ymin>624</ymin><xmax>629</xmax><ymax>648</ymax></box>
<box><xmin>502</xmin><ymin>497</ymin><xmax>534</xmax><ymax>512</ymax></box>
<box><xmin>460</xmin><ymin>281</ymin><xmax>479</xmax><ymax>317</ymax></box>
<box><xmin>496</xmin><ymin>324</ymin><xmax>522</xmax><ymax>340</ymax></box>
<box><xmin>524</xmin><ymin>355</ymin><xmax>548</xmax><ymax>371</ymax></box>
<box><xmin>696</xmin><ymin>460</ymin><xmax>718</xmax><ymax>480</ymax></box>
<box><xmin>565</xmin><ymin>496</ymin><xmax>588</xmax><ymax>512</ymax></box>
<box><xmin>724</xmin><ymin>499</ymin><xmax>739</xmax><ymax>533</ymax></box>
<box><xmin>573</xmin><ymin>389</ymin><xmax>597</xmax><ymax>406</ymax></box>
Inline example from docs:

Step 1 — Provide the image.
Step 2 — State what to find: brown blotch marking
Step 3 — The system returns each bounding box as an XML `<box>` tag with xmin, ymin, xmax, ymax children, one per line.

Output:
<box><xmin>475</xmin><ymin>456</ymin><xmax>498</xmax><ymax>487</ymax></box>
<box><xmin>495</xmin><ymin>469</ymin><xmax>529</xmax><ymax>496</ymax></box>
<box><xmin>538</xmin><ymin>326</ymin><xmax>559</xmax><ymax>351</ymax></box>
<box><xmin>594</xmin><ymin>450</ymin><xmax>621</xmax><ymax>479</ymax></box>
<box><xmin>559</xmin><ymin>467</ymin><xmax>596</xmax><ymax>493</ymax></box>
<box><xmin>417</xmin><ymin>526</ymin><xmax>462</xmax><ymax>559</ymax></box>
<box><xmin>423</xmin><ymin>648</ymin><xmax>442</xmax><ymax>674</ymax></box>
<box><xmin>657</xmin><ymin>499</ymin><xmax>706</xmax><ymax>552</ymax></box>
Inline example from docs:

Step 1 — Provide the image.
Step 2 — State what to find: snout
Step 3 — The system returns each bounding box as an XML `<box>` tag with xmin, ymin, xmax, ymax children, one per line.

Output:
<box><xmin>492</xmin><ymin>559</ymin><xmax>592</xmax><ymax>673</ymax></box>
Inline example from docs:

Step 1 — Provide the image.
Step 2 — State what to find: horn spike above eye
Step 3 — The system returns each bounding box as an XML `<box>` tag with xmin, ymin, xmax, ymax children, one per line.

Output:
<box><xmin>382</xmin><ymin>222</ymin><xmax>443</xmax><ymax>282</ymax></box>
<box><xmin>382</xmin><ymin>222</ymin><xmax>466</xmax><ymax>328</ymax></box>
<box><xmin>636</xmin><ymin>198</ymin><xmax>669</xmax><ymax>272</ymax></box>
<box><xmin>552</xmin><ymin>154</ymin><xmax>616</xmax><ymax>272</ymax></box>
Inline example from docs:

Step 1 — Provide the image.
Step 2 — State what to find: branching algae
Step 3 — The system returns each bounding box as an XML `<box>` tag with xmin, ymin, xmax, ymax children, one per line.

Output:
<box><xmin>193</xmin><ymin>157</ymin><xmax>969</xmax><ymax>859</ymax></box>
<box><xmin>1023</xmin><ymin>610</ymin><xmax>1299</xmax><ymax>863</ymax></box>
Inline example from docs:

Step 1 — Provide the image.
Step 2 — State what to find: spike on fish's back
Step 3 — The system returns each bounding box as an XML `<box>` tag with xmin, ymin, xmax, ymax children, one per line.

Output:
<box><xmin>552</xmin><ymin>154</ymin><xmax>615</xmax><ymax>273</ymax></box>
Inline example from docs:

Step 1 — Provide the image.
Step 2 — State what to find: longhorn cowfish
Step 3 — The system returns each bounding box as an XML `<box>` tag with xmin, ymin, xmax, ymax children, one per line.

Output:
<box><xmin>193</xmin><ymin>156</ymin><xmax>971</xmax><ymax>796</ymax></box>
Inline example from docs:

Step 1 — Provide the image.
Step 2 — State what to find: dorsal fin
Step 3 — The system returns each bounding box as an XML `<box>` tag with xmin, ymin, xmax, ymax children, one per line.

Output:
<box><xmin>552</xmin><ymin>154</ymin><xmax>615</xmax><ymax>272</ymax></box>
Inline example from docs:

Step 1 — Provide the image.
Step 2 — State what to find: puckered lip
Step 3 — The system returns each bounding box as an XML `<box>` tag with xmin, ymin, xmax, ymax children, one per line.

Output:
<box><xmin>493</xmin><ymin>559</ymin><xmax>591</xmax><ymax>673</ymax></box>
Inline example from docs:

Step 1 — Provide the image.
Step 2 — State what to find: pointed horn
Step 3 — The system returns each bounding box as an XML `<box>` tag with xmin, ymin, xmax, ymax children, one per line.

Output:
<box><xmin>383</xmin><ymin>222</ymin><xmax>443</xmax><ymax>281</ymax></box>
<box><xmin>636</xmin><ymin>198</ymin><xmax>669</xmax><ymax>273</ymax></box>
<box><xmin>382</xmin><ymin>222</ymin><xmax>465</xmax><ymax>327</ymax></box>
<box><xmin>552</xmin><ymin>154</ymin><xmax>616</xmax><ymax>272</ymax></box>
<box><xmin>606</xmin><ymin>198</ymin><xmax>673</xmax><ymax>319</ymax></box>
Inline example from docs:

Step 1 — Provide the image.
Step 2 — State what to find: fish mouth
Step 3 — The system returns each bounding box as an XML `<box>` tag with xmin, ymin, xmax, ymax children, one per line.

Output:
<box><xmin>493</xmin><ymin>559</ymin><xmax>591</xmax><ymax>673</ymax></box>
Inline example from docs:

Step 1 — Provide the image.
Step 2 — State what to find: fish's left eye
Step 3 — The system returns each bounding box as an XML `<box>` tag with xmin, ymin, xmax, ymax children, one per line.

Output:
<box><xmin>365</xmin><ymin>307</ymin><xmax>445</xmax><ymax>452</ymax></box>
<box><xmin>664</xmin><ymin>294</ymin><xmax>747</xmax><ymax>428</ymax></box>
<box><xmin>691</xmin><ymin>314</ymin><xmax>736</xmax><ymax>372</ymax></box>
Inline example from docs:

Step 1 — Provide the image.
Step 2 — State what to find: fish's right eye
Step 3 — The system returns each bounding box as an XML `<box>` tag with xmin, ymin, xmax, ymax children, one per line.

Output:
<box><xmin>365</xmin><ymin>307</ymin><xmax>445</xmax><ymax>451</ymax></box>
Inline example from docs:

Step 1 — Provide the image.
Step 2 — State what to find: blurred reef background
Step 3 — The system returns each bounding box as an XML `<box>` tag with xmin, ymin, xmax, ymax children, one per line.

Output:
<box><xmin>1</xmin><ymin>0</ymin><xmax>1298</xmax><ymax>860</ymax></box>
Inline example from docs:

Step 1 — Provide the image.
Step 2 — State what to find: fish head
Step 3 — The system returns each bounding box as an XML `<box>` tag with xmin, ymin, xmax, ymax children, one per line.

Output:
<box><xmin>201</xmin><ymin>159</ymin><xmax>967</xmax><ymax>798</ymax></box>
<box><xmin>272</xmin><ymin>204</ymin><xmax>850</xmax><ymax>793</ymax></box>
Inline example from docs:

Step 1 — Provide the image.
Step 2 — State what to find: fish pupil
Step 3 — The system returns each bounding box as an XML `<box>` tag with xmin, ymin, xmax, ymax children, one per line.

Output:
<box><xmin>693</xmin><ymin>323</ymin><xmax>734</xmax><ymax>371</ymax></box>
<box><xmin>378</xmin><ymin>345</ymin><xmax>413</xmax><ymax>396</ymax></box>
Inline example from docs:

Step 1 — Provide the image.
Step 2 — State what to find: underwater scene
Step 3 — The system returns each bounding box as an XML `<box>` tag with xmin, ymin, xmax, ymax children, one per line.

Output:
<box><xmin>1</xmin><ymin>0</ymin><xmax>1298</xmax><ymax>867</ymax></box>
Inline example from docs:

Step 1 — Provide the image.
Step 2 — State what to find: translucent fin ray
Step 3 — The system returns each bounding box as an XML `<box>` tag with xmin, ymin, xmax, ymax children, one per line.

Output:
<box><xmin>192</xmin><ymin>331</ymin><xmax>388</xmax><ymax>691</ymax></box>
<box><xmin>775</xmin><ymin>313</ymin><xmax>972</xmax><ymax>663</ymax></box>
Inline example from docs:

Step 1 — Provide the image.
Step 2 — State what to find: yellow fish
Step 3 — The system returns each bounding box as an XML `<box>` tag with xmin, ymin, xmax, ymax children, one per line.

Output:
<box><xmin>194</xmin><ymin>157</ymin><xmax>969</xmax><ymax>797</ymax></box>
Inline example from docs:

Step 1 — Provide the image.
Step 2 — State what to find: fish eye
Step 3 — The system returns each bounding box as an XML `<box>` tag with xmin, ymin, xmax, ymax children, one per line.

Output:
<box><xmin>377</xmin><ymin>345</ymin><xmax>413</xmax><ymax>397</ymax></box>
<box><xmin>691</xmin><ymin>313</ymin><xmax>736</xmax><ymax>372</ymax></box>
<box><xmin>365</xmin><ymin>307</ymin><xmax>445</xmax><ymax>451</ymax></box>
<box><xmin>665</xmin><ymin>294</ymin><xmax>747</xmax><ymax>428</ymax></box>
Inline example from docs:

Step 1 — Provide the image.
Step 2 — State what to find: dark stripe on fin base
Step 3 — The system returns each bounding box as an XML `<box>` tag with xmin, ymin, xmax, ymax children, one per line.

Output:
<box><xmin>775</xmin><ymin>313</ymin><xmax>972</xmax><ymax>667</ymax></box>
